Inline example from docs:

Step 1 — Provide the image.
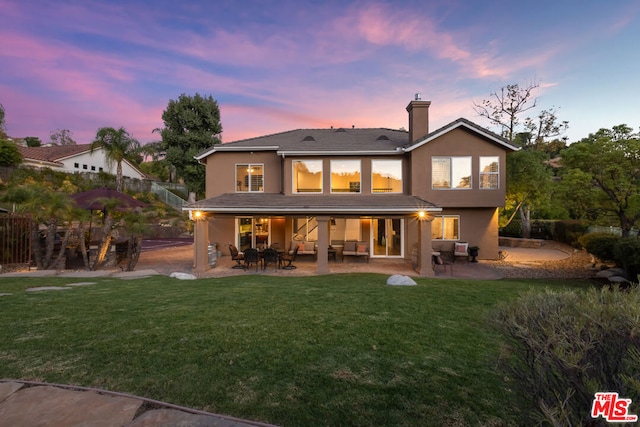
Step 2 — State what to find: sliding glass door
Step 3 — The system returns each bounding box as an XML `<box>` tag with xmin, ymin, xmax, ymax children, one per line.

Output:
<box><xmin>372</xmin><ymin>218</ymin><xmax>403</xmax><ymax>257</ymax></box>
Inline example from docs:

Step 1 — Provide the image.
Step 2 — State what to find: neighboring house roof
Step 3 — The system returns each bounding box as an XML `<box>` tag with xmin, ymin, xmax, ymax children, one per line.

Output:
<box><xmin>18</xmin><ymin>144</ymin><xmax>95</xmax><ymax>165</ymax></box>
<box><xmin>196</xmin><ymin>128</ymin><xmax>409</xmax><ymax>160</ymax></box>
<box><xmin>405</xmin><ymin>118</ymin><xmax>520</xmax><ymax>152</ymax></box>
<box><xmin>18</xmin><ymin>144</ymin><xmax>148</xmax><ymax>178</ymax></box>
<box><xmin>186</xmin><ymin>193</ymin><xmax>441</xmax><ymax>215</ymax></box>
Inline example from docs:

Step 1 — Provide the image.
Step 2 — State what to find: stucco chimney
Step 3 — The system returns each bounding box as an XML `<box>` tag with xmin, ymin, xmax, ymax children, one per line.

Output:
<box><xmin>406</xmin><ymin>94</ymin><xmax>431</xmax><ymax>143</ymax></box>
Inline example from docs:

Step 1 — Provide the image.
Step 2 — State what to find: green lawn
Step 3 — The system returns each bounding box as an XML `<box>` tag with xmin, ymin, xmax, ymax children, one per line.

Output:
<box><xmin>0</xmin><ymin>274</ymin><xmax>593</xmax><ymax>426</ymax></box>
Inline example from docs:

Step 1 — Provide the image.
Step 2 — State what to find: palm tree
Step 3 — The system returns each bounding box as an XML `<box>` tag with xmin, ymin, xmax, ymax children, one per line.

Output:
<box><xmin>90</xmin><ymin>127</ymin><xmax>141</xmax><ymax>192</ymax></box>
<box><xmin>2</xmin><ymin>183</ymin><xmax>77</xmax><ymax>269</ymax></box>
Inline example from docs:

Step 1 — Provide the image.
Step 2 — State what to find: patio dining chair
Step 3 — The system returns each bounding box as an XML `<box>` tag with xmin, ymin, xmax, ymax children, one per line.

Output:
<box><xmin>281</xmin><ymin>245</ymin><xmax>298</xmax><ymax>270</ymax></box>
<box><xmin>243</xmin><ymin>248</ymin><xmax>260</xmax><ymax>271</ymax></box>
<box><xmin>228</xmin><ymin>244</ymin><xmax>245</xmax><ymax>269</ymax></box>
<box><xmin>432</xmin><ymin>253</ymin><xmax>453</xmax><ymax>275</ymax></box>
<box><xmin>262</xmin><ymin>248</ymin><xmax>279</xmax><ymax>271</ymax></box>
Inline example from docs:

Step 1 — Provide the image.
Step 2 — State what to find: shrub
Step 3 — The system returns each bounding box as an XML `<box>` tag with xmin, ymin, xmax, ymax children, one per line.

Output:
<box><xmin>500</xmin><ymin>219</ymin><xmax>522</xmax><ymax>238</ymax></box>
<box><xmin>578</xmin><ymin>232</ymin><xmax>619</xmax><ymax>263</ymax></box>
<box><xmin>614</xmin><ymin>237</ymin><xmax>640</xmax><ymax>280</ymax></box>
<box><xmin>553</xmin><ymin>220</ymin><xmax>588</xmax><ymax>247</ymax></box>
<box><xmin>531</xmin><ymin>220</ymin><xmax>553</xmax><ymax>240</ymax></box>
<box><xmin>492</xmin><ymin>287</ymin><xmax>640</xmax><ymax>426</ymax></box>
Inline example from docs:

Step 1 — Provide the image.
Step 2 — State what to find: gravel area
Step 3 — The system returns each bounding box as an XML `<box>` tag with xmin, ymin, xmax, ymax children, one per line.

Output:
<box><xmin>483</xmin><ymin>241</ymin><xmax>596</xmax><ymax>279</ymax></box>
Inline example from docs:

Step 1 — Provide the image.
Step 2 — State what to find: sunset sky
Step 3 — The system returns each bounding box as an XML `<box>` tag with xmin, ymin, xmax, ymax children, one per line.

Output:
<box><xmin>1</xmin><ymin>0</ymin><xmax>639</xmax><ymax>146</ymax></box>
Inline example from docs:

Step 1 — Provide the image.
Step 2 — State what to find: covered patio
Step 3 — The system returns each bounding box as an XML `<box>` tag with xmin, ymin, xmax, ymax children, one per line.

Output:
<box><xmin>185</xmin><ymin>193</ymin><xmax>443</xmax><ymax>277</ymax></box>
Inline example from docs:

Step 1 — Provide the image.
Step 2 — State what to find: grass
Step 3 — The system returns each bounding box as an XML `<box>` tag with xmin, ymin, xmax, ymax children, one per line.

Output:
<box><xmin>0</xmin><ymin>274</ymin><xmax>593</xmax><ymax>426</ymax></box>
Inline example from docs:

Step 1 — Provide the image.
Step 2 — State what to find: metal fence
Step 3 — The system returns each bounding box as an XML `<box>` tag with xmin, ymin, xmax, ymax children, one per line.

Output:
<box><xmin>150</xmin><ymin>182</ymin><xmax>188</xmax><ymax>212</ymax></box>
<box><xmin>0</xmin><ymin>215</ymin><xmax>33</xmax><ymax>267</ymax></box>
<box><xmin>587</xmin><ymin>225</ymin><xmax>639</xmax><ymax>237</ymax></box>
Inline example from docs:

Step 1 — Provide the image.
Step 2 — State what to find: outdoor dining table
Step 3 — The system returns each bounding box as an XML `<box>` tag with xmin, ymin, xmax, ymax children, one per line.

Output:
<box><xmin>257</xmin><ymin>248</ymin><xmax>285</xmax><ymax>269</ymax></box>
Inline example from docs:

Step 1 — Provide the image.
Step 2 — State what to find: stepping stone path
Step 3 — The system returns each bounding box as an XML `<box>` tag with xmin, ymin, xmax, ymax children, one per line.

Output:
<box><xmin>25</xmin><ymin>282</ymin><xmax>98</xmax><ymax>292</ymax></box>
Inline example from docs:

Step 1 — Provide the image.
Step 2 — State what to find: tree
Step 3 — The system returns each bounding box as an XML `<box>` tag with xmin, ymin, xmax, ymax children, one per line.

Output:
<box><xmin>504</xmin><ymin>150</ymin><xmax>554</xmax><ymax>238</ymax></box>
<box><xmin>560</xmin><ymin>124</ymin><xmax>640</xmax><ymax>237</ymax></box>
<box><xmin>1</xmin><ymin>182</ymin><xmax>76</xmax><ymax>269</ymax></box>
<box><xmin>0</xmin><ymin>103</ymin><xmax>6</xmax><ymax>135</ymax></box>
<box><xmin>24</xmin><ymin>136</ymin><xmax>42</xmax><ymax>147</ymax></box>
<box><xmin>90</xmin><ymin>127</ymin><xmax>141</xmax><ymax>192</ymax></box>
<box><xmin>474</xmin><ymin>83</ymin><xmax>539</xmax><ymax>142</ymax></box>
<box><xmin>474</xmin><ymin>82</ymin><xmax>569</xmax><ymax>238</ymax></box>
<box><xmin>160</xmin><ymin>93</ymin><xmax>222</xmax><ymax>195</ymax></box>
<box><xmin>49</xmin><ymin>128</ymin><xmax>77</xmax><ymax>146</ymax></box>
<box><xmin>0</xmin><ymin>139</ymin><xmax>22</xmax><ymax>166</ymax></box>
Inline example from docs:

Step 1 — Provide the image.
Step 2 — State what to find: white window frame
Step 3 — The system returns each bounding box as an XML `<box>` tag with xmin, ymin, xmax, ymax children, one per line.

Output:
<box><xmin>479</xmin><ymin>156</ymin><xmax>499</xmax><ymax>190</ymax></box>
<box><xmin>330</xmin><ymin>160</ymin><xmax>361</xmax><ymax>193</ymax></box>
<box><xmin>293</xmin><ymin>160</ymin><xmax>323</xmax><ymax>194</ymax></box>
<box><xmin>235</xmin><ymin>163</ymin><xmax>264</xmax><ymax>193</ymax></box>
<box><xmin>371</xmin><ymin>159</ymin><xmax>403</xmax><ymax>194</ymax></box>
<box><xmin>431</xmin><ymin>215</ymin><xmax>460</xmax><ymax>240</ymax></box>
<box><xmin>432</xmin><ymin>156</ymin><xmax>472</xmax><ymax>190</ymax></box>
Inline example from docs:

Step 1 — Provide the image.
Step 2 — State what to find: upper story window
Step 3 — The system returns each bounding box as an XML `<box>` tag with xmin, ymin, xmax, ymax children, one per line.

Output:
<box><xmin>371</xmin><ymin>160</ymin><xmax>402</xmax><ymax>193</ymax></box>
<box><xmin>479</xmin><ymin>156</ymin><xmax>499</xmax><ymax>189</ymax></box>
<box><xmin>432</xmin><ymin>157</ymin><xmax>471</xmax><ymax>189</ymax></box>
<box><xmin>331</xmin><ymin>160</ymin><xmax>361</xmax><ymax>193</ymax></box>
<box><xmin>293</xmin><ymin>160</ymin><xmax>322</xmax><ymax>193</ymax></box>
<box><xmin>236</xmin><ymin>164</ymin><xmax>264</xmax><ymax>192</ymax></box>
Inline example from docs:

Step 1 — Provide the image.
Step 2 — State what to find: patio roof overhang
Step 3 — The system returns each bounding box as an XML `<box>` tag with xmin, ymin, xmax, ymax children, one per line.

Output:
<box><xmin>183</xmin><ymin>193</ymin><xmax>441</xmax><ymax>216</ymax></box>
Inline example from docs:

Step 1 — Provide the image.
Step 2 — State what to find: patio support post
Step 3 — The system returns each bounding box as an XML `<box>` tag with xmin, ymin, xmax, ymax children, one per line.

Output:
<box><xmin>193</xmin><ymin>215</ymin><xmax>210</xmax><ymax>273</ymax></box>
<box><xmin>417</xmin><ymin>216</ymin><xmax>435</xmax><ymax>277</ymax></box>
<box><xmin>316</xmin><ymin>215</ymin><xmax>330</xmax><ymax>274</ymax></box>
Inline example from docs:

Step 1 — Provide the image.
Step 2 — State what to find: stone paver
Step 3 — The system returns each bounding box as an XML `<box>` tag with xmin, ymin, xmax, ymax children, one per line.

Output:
<box><xmin>0</xmin><ymin>382</ymin><xmax>277</xmax><ymax>427</ymax></box>
<box><xmin>25</xmin><ymin>286</ymin><xmax>71</xmax><ymax>292</ymax></box>
<box><xmin>126</xmin><ymin>408</ymin><xmax>260</xmax><ymax>427</ymax></box>
<box><xmin>0</xmin><ymin>381</ymin><xmax>23</xmax><ymax>402</ymax></box>
<box><xmin>0</xmin><ymin>385</ymin><xmax>142</xmax><ymax>427</ymax></box>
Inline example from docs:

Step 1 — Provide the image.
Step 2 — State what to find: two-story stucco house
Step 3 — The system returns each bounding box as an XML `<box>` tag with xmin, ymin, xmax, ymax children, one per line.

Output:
<box><xmin>185</xmin><ymin>97</ymin><xmax>519</xmax><ymax>276</ymax></box>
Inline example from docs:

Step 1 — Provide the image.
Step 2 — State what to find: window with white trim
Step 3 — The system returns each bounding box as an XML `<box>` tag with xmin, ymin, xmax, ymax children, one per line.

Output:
<box><xmin>371</xmin><ymin>160</ymin><xmax>402</xmax><ymax>193</ymax></box>
<box><xmin>293</xmin><ymin>160</ymin><xmax>322</xmax><ymax>193</ymax></box>
<box><xmin>431</xmin><ymin>215</ymin><xmax>460</xmax><ymax>240</ymax></box>
<box><xmin>331</xmin><ymin>160</ymin><xmax>361</xmax><ymax>193</ymax></box>
<box><xmin>432</xmin><ymin>157</ymin><xmax>471</xmax><ymax>189</ymax></box>
<box><xmin>479</xmin><ymin>156</ymin><xmax>499</xmax><ymax>189</ymax></box>
<box><xmin>236</xmin><ymin>164</ymin><xmax>264</xmax><ymax>192</ymax></box>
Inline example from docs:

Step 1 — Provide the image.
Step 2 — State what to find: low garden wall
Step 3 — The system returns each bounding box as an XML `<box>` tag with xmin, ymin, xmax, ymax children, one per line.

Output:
<box><xmin>499</xmin><ymin>237</ymin><xmax>544</xmax><ymax>248</ymax></box>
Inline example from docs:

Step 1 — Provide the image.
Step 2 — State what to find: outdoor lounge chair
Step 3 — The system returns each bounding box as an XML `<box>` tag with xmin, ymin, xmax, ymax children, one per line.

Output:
<box><xmin>243</xmin><ymin>248</ymin><xmax>260</xmax><ymax>271</ymax></box>
<box><xmin>453</xmin><ymin>242</ymin><xmax>469</xmax><ymax>263</ymax></box>
<box><xmin>229</xmin><ymin>244</ymin><xmax>245</xmax><ymax>269</ymax></box>
<box><xmin>281</xmin><ymin>246</ymin><xmax>298</xmax><ymax>270</ymax></box>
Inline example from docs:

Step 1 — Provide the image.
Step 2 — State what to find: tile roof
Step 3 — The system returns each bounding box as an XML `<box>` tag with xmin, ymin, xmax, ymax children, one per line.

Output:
<box><xmin>184</xmin><ymin>193</ymin><xmax>441</xmax><ymax>215</ymax></box>
<box><xmin>18</xmin><ymin>144</ymin><xmax>93</xmax><ymax>163</ymax></box>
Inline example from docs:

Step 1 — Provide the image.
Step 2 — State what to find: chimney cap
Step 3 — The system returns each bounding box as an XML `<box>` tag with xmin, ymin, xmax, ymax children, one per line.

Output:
<box><xmin>414</xmin><ymin>93</ymin><xmax>421</xmax><ymax>101</ymax></box>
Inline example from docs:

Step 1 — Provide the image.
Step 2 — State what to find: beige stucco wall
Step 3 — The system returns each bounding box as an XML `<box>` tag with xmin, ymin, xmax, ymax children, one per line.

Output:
<box><xmin>203</xmin><ymin>151</ymin><xmax>282</xmax><ymax>198</ymax></box>
<box><xmin>429</xmin><ymin>208</ymin><xmax>500</xmax><ymax>260</ymax></box>
<box><xmin>410</xmin><ymin>128</ymin><xmax>507</xmax><ymax>208</ymax></box>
